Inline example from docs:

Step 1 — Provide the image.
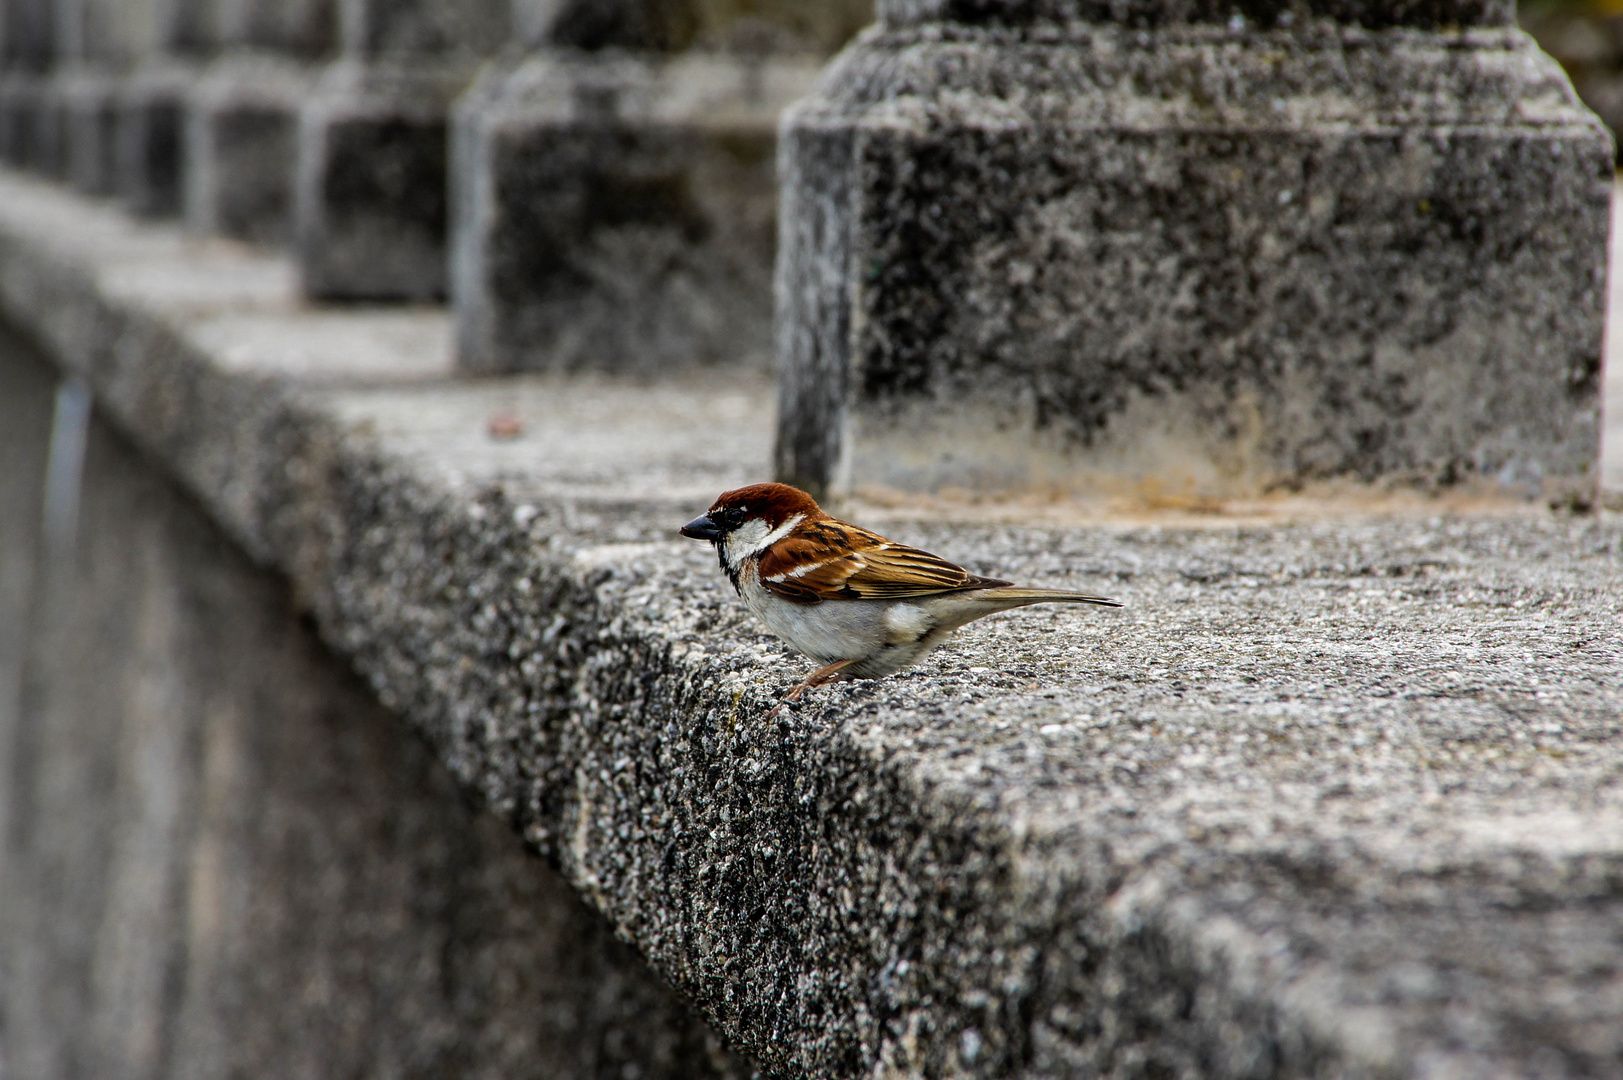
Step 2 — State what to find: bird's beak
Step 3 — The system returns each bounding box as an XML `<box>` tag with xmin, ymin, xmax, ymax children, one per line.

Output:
<box><xmin>679</xmin><ymin>513</ymin><xmax>722</xmax><ymax>541</ymax></box>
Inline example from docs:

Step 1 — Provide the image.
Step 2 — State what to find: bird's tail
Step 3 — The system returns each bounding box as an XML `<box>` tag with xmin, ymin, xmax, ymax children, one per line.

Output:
<box><xmin>972</xmin><ymin>587</ymin><xmax>1122</xmax><ymax>608</ymax></box>
<box><xmin>929</xmin><ymin>586</ymin><xmax>1122</xmax><ymax>634</ymax></box>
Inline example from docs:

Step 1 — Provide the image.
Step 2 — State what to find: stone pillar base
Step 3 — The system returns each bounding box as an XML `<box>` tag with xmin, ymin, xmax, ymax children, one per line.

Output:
<box><xmin>186</xmin><ymin>54</ymin><xmax>315</xmax><ymax>244</ymax></box>
<box><xmin>0</xmin><ymin>73</ymin><xmax>43</xmax><ymax>167</ymax></box>
<box><xmin>775</xmin><ymin>21</ymin><xmax>1613</xmax><ymax>501</ymax></box>
<box><xmin>0</xmin><ymin>71</ymin><xmax>64</xmax><ymax>176</ymax></box>
<box><xmin>451</xmin><ymin>51</ymin><xmax>819</xmax><ymax>374</ymax></box>
<box><xmin>60</xmin><ymin>67</ymin><xmax>121</xmax><ymax>196</ymax></box>
<box><xmin>116</xmin><ymin>63</ymin><xmax>194</xmax><ymax>218</ymax></box>
<box><xmin>294</xmin><ymin>59</ymin><xmax>467</xmax><ymax>301</ymax></box>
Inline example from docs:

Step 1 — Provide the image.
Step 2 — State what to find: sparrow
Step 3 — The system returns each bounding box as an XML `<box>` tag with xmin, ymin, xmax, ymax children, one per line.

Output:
<box><xmin>679</xmin><ymin>483</ymin><xmax>1122</xmax><ymax>711</ymax></box>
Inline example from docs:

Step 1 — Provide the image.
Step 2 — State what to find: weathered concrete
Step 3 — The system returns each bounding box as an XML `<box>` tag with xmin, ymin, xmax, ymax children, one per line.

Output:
<box><xmin>215</xmin><ymin>0</ymin><xmax>335</xmax><ymax>59</ymax></box>
<box><xmin>0</xmin><ymin>0</ymin><xmax>54</xmax><ymax>169</ymax></box>
<box><xmin>0</xmin><ymin>69</ymin><xmax>52</xmax><ymax>167</ymax></box>
<box><xmin>49</xmin><ymin>0</ymin><xmax>170</xmax><ymax>198</ymax></box>
<box><xmin>0</xmin><ymin>284</ymin><xmax>49</xmax><ymax>874</ymax></box>
<box><xmin>0</xmin><ymin>0</ymin><xmax>54</xmax><ymax>71</ymax></box>
<box><xmin>1</xmin><ymin>167</ymin><xmax>1622</xmax><ymax>1077</ymax></box>
<box><xmin>0</xmin><ymin>329</ymin><xmax>749</xmax><ymax>1080</ymax></box>
<box><xmin>294</xmin><ymin>59</ymin><xmax>461</xmax><ymax>299</ymax></box>
<box><xmin>293</xmin><ymin>0</ymin><xmax>506</xmax><ymax>300</ymax></box>
<box><xmin>450</xmin><ymin>0</ymin><xmax>873</xmax><ymax>374</ymax></box>
<box><xmin>1519</xmin><ymin>0</ymin><xmax>1623</xmax><ymax>156</ymax></box>
<box><xmin>775</xmin><ymin>11</ymin><xmax>1614</xmax><ymax>505</ymax></box>
<box><xmin>1606</xmin><ymin>198</ymin><xmax>1623</xmax><ymax>509</ymax></box>
<box><xmin>101</xmin><ymin>0</ymin><xmax>222</xmax><ymax>219</ymax></box>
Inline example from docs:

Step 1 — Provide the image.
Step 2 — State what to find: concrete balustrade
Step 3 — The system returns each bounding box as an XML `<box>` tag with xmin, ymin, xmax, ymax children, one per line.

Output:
<box><xmin>112</xmin><ymin>0</ymin><xmax>214</xmax><ymax>217</ymax></box>
<box><xmin>0</xmin><ymin>0</ymin><xmax>58</xmax><ymax>173</ymax></box>
<box><xmin>1</xmin><ymin>1</ymin><xmax>1621</xmax><ymax>1076</ymax></box>
<box><xmin>115</xmin><ymin>58</ymin><xmax>190</xmax><ymax>216</ymax></box>
<box><xmin>0</xmin><ymin>162</ymin><xmax>1620</xmax><ymax>1080</ymax></box>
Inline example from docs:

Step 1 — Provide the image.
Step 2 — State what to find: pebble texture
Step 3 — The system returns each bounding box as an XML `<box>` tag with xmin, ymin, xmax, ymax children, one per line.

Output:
<box><xmin>775</xmin><ymin>15</ymin><xmax>1612</xmax><ymax>501</ymax></box>
<box><xmin>0</xmin><ymin>168</ymin><xmax>1622</xmax><ymax>1079</ymax></box>
<box><xmin>877</xmin><ymin>0</ymin><xmax>1516</xmax><ymax>27</ymax></box>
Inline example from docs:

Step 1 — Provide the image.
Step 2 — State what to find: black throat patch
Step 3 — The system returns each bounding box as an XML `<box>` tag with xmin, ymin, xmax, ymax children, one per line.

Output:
<box><xmin>716</xmin><ymin>541</ymin><xmax>741</xmax><ymax>595</ymax></box>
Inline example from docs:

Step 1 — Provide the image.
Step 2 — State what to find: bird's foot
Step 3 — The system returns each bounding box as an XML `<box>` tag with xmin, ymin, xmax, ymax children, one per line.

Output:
<box><xmin>766</xmin><ymin>659</ymin><xmax>856</xmax><ymax>719</ymax></box>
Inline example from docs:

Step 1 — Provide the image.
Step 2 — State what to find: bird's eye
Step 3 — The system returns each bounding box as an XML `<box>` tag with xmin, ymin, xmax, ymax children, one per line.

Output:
<box><xmin>713</xmin><ymin>506</ymin><xmax>745</xmax><ymax>530</ymax></box>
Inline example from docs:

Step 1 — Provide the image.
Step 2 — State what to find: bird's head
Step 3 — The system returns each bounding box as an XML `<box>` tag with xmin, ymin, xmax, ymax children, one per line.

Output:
<box><xmin>680</xmin><ymin>483</ymin><xmax>823</xmax><ymax>571</ymax></box>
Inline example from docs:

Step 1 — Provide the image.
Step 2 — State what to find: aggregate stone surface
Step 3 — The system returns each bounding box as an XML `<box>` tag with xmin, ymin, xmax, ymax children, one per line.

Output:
<box><xmin>1</xmin><ymin>167</ymin><xmax>1623</xmax><ymax>1077</ymax></box>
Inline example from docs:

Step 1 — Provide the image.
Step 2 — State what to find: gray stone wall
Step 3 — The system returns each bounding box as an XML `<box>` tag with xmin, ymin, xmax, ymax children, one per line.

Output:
<box><xmin>0</xmin><ymin>329</ymin><xmax>748</xmax><ymax>1080</ymax></box>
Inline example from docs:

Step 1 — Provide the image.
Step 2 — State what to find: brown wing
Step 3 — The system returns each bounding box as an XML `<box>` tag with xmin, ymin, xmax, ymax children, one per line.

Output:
<box><xmin>756</xmin><ymin>519</ymin><xmax>1010</xmax><ymax>605</ymax></box>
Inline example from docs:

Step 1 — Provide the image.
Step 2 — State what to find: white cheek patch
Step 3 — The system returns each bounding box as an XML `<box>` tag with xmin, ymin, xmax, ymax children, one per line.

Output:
<box><xmin>724</xmin><ymin>513</ymin><xmax>804</xmax><ymax>568</ymax></box>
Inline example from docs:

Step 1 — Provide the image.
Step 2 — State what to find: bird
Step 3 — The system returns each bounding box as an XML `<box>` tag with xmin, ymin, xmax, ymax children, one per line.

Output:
<box><xmin>679</xmin><ymin>483</ymin><xmax>1122</xmax><ymax>712</ymax></box>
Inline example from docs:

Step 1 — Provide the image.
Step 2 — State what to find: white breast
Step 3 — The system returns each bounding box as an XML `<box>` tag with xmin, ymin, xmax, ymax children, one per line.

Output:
<box><xmin>734</xmin><ymin>562</ymin><xmax>947</xmax><ymax>679</ymax></box>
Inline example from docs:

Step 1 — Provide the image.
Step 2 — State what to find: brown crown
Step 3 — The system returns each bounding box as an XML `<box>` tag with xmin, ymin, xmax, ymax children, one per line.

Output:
<box><xmin>709</xmin><ymin>483</ymin><xmax>824</xmax><ymax>527</ymax></box>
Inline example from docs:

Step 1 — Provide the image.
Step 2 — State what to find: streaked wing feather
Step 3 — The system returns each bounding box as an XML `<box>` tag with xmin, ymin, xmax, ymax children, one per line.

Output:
<box><xmin>759</xmin><ymin>522</ymin><xmax>1008</xmax><ymax>603</ymax></box>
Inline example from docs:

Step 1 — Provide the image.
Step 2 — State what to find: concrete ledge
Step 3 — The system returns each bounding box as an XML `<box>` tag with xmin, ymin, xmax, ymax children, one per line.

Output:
<box><xmin>2</xmin><ymin>167</ymin><xmax>1623</xmax><ymax>1076</ymax></box>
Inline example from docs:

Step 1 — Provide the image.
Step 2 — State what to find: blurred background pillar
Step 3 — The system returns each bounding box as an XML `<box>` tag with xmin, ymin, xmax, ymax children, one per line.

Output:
<box><xmin>114</xmin><ymin>0</ymin><xmax>215</xmax><ymax>217</ymax></box>
<box><xmin>293</xmin><ymin>0</ymin><xmax>506</xmax><ymax>301</ymax></box>
<box><xmin>450</xmin><ymin>0</ymin><xmax>874</xmax><ymax>375</ymax></box>
<box><xmin>774</xmin><ymin>0</ymin><xmax>1614</xmax><ymax>502</ymax></box>
<box><xmin>0</xmin><ymin>0</ymin><xmax>56</xmax><ymax>170</ymax></box>
<box><xmin>55</xmin><ymin>0</ymin><xmax>150</xmax><ymax>195</ymax></box>
<box><xmin>184</xmin><ymin>0</ymin><xmax>334</xmax><ymax>243</ymax></box>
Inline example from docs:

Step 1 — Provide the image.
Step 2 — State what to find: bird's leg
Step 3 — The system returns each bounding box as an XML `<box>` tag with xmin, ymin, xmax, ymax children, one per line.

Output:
<box><xmin>768</xmin><ymin>659</ymin><xmax>856</xmax><ymax>718</ymax></box>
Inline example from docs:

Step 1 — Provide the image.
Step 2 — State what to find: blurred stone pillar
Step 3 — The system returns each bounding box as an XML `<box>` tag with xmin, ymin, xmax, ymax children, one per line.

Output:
<box><xmin>0</xmin><ymin>0</ymin><xmax>56</xmax><ymax>169</ymax></box>
<box><xmin>451</xmin><ymin>1</ymin><xmax>873</xmax><ymax>375</ymax></box>
<box><xmin>775</xmin><ymin>0</ymin><xmax>1614</xmax><ymax>502</ymax></box>
<box><xmin>114</xmin><ymin>0</ymin><xmax>215</xmax><ymax>217</ymax></box>
<box><xmin>293</xmin><ymin>0</ymin><xmax>506</xmax><ymax>300</ymax></box>
<box><xmin>55</xmin><ymin>0</ymin><xmax>140</xmax><ymax>194</ymax></box>
<box><xmin>185</xmin><ymin>0</ymin><xmax>334</xmax><ymax>243</ymax></box>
